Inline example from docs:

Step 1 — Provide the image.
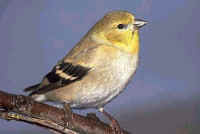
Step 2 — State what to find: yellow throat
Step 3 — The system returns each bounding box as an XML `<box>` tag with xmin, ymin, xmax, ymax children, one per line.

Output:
<box><xmin>109</xmin><ymin>30</ymin><xmax>140</xmax><ymax>55</ymax></box>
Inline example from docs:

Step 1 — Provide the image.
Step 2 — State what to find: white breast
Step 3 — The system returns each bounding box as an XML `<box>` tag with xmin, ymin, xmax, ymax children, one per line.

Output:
<box><xmin>100</xmin><ymin>53</ymin><xmax>138</xmax><ymax>106</ymax></box>
<box><xmin>71</xmin><ymin>52</ymin><xmax>139</xmax><ymax>108</ymax></box>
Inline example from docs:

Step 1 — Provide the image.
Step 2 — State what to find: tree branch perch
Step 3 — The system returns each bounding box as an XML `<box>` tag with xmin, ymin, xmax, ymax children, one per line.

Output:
<box><xmin>0</xmin><ymin>90</ymin><xmax>130</xmax><ymax>134</ymax></box>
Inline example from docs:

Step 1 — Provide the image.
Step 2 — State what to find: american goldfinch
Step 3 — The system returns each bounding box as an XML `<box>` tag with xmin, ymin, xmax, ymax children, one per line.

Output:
<box><xmin>24</xmin><ymin>10</ymin><xmax>147</xmax><ymax>132</ymax></box>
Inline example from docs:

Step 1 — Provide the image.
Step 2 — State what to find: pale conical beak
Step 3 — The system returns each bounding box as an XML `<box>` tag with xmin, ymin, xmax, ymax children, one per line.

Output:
<box><xmin>134</xmin><ymin>19</ymin><xmax>148</xmax><ymax>28</ymax></box>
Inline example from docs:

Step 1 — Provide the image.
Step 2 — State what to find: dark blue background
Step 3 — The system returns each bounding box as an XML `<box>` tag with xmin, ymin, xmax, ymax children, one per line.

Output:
<box><xmin>0</xmin><ymin>0</ymin><xmax>200</xmax><ymax>134</ymax></box>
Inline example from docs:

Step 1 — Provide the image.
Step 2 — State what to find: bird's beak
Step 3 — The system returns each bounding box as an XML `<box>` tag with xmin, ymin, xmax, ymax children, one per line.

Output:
<box><xmin>134</xmin><ymin>19</ymin><xmax>148</xmax><ymax>29</ymax></box>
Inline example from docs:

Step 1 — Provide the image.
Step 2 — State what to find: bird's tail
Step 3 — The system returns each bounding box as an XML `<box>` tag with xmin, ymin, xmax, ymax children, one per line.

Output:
<box><xmin>24</xmin><ymin>83</ymin><xmax>40</xmax><ymax>92</ymax></box>
<box><xmin>24</xmin><ymin>84</ymin><xmax>47</xmax><ymax>102</ymax></box>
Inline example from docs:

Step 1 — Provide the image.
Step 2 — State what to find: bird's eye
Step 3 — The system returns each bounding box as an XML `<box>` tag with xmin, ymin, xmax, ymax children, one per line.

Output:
<box><xmin>117</xmin><ymin>24</ymin><xmax>125</xmax><ymax>29</ymax></box>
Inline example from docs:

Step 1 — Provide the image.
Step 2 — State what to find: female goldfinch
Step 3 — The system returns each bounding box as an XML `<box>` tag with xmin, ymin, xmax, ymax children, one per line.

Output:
<box><xmin>24</xmin><ymin>10</ymin><xmax>147</xmax><ymax>133</ymax></box>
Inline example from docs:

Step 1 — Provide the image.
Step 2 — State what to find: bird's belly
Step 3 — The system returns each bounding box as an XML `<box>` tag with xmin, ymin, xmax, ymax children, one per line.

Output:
<box><xmin>71</xmin><ymin>54</ymin><xmax>138</xmax><ymax>108</ymax></box>
<box><xmin>71</xmin><ymin>81</ymin><xmax>129</xmax><ymax>108</ymax></box>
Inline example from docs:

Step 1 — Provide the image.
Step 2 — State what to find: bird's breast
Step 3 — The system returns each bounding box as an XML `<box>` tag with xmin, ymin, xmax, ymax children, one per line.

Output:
<box><xmin>101</xmin><ymin>52</ymin><xmax>138</xmax><ymax>103</ymax></box>
<box><xmin>72</xmin><ymin>50</ymin><xmax>139</xmax><ymax>108</ymax></box>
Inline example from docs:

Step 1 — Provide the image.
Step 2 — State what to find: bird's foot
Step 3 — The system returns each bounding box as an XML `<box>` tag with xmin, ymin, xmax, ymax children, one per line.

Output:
<box><xmin>110</xmin><ymin>118</ymin><xmax>122</xmax><ymax>134</ymax></box>
<box><xmin>99</xmin><ymin>108</ymin><xmax>123</xmax><ymax>134</ymax></box>
<box><xmin>62</xmin><ymin>103</ymin><xmax>73</xmax><ymax>130</ymax></box>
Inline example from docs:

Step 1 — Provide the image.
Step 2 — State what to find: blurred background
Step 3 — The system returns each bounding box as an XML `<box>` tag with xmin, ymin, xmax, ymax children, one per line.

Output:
<box><xmin>0</xmin><ymin>0</ymin><xmax>200</xmax><ymax>134</ymax></box>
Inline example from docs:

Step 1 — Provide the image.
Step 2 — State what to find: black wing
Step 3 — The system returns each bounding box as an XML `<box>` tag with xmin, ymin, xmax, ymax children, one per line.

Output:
<box><xmin>46</xmin><ymin>62</ymin><xmax>91</xmax><ymax>84</ymax></box>
<box><xmin>29</xmin><ymin>62</ymin><xmax>91</xmax><ymax>95</ymax></box>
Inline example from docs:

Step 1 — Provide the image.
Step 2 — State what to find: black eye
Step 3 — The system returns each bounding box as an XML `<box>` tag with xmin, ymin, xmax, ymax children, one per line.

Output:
<box><xmin>117</xmin><ymin>24</ymin><xmax>125</xmax><ymax>29</ymax></box>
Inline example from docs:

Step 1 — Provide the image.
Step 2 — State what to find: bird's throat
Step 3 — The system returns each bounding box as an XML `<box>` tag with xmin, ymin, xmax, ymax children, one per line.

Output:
<box><xmin>115</xmin><ymin>30</ymin><xmax>140</xmax><ymax>54</ymax></box>
<box><xmin>91</xmin><ymin>30</ymin><xmax>140</xmax><ymax>55</ymax></box>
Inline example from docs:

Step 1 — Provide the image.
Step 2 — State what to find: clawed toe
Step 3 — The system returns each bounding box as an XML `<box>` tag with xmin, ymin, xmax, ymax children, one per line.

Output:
<box><xmin>98</xmin><ymin>108</ymin><xmax>123</xmax><ymax>134</ymax></box>
<box><xmin>110</xmin><ymin>118</ymin><xmax>123</xmax><ymax>134</ymax></box>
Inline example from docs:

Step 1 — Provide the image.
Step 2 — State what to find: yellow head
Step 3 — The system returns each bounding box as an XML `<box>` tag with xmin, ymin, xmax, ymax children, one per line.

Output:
<box><xmin>90</xmin><ymin>10</ymin><xmax>147</xmax><ymax>54</ymax></box>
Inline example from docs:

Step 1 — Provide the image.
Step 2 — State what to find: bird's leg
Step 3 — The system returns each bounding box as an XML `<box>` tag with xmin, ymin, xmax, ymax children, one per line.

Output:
<box><xmin>99</xmin><ymin>108</ymin><xmax>123</xmax><ymax>134</ymax></box>
<box><xmin>62</xmin><ymin>103</ymin><xmax>73</xmax><ymax>129</ymax></box>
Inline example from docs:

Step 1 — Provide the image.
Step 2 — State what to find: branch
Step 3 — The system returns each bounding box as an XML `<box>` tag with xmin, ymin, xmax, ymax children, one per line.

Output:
<box><xmin>0</xmin><ymin>90</ymin><xmax>130</xmax><ymax>134</ymax></box>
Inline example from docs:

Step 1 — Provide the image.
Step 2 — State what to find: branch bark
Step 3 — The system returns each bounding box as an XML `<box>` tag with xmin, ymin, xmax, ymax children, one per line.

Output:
<box><xmin>0</xmin><ymin>90</ymin><xmax>130</xmax><ymax>134</ymax></box>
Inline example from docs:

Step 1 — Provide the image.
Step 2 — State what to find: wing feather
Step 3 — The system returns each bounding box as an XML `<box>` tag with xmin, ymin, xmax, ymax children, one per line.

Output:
<box><xmin>29</xmin><ymin>62</ymin><xmax>91</xmax><ymax>95</ymax></box>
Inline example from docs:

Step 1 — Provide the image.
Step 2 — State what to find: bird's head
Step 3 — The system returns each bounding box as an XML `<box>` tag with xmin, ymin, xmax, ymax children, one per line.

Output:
<box><xmin>90</xmin><ymin>10</ymin><xmax>147</xmax><ymax>54</ymax></box>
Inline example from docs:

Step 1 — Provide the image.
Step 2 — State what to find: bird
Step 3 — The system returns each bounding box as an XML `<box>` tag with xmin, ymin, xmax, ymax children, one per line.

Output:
<box><xmin>24</xmin><ymin>10</ymin><xmax>147</xmax><ymax>133</ymax></box>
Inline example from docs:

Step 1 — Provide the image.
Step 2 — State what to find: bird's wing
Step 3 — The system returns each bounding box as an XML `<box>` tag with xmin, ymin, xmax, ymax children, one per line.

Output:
<box><xmin>29</xmin><ymin>61</ymin><xmax>91</xmax><ymax>95</ymax></box>
<box><xmin>27</xmin><ymin>41</ymin><xmax>100</xmax><ymax>96</ymax></box>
